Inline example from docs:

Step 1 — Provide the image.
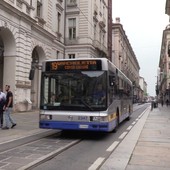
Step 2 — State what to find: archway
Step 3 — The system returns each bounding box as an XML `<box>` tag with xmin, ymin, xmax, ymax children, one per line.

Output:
<box><xmin>0</xmin><ymin>27</ymin><xmax>16</xmax><ymax>91</ymax></box>
<box><xmin>31</xmin><ymin>46</ymin><xmax>45</xmax><ymax>109</ymax></box>
<box><xmin>0</xmin><ymin>36</ymin><xmax>4</xmax><ymax>89</ymax></box>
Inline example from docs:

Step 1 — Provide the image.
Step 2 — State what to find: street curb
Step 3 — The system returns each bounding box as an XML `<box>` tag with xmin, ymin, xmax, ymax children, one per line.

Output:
<box><xmin>0</xmin><ymin>130</ymin><xmax>57</xmax><ymax>153</ymax></box>
<box><xmin>100</xmin><ymin>106</ymin><xmax>150</xmax><ymax>170</ymax></box>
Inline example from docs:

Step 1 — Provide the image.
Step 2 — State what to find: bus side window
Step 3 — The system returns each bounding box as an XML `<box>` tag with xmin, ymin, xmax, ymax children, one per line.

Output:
<box><xmin>109</xmin><ymin>75</ymin><xmax>116</xmax><ymax>86</ymax></box>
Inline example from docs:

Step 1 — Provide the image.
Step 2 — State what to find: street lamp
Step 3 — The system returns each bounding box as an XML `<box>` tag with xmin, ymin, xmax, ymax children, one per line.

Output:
<box><xmin>29</xmin><ymin>49</ymin><xmax>41</xmax><ymax>80</ymax></box>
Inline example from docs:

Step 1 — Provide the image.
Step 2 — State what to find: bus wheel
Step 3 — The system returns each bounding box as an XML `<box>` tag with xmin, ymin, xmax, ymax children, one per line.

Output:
<box><xmin>126</xmin><ymin>116</ymin><xmax>130</xmax><ymax>121</ymax></box>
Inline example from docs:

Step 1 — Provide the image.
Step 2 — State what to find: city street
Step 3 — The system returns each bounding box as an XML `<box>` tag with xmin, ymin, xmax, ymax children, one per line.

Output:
<box><xmin>0</xmin><ymin>104</ymin><xmax>149</xmax><ymax>170</ymax></box>
<box><xmin>0</xmin><ymin>1</ymin><xmax>170</xmax><ymax>170</ymax></box>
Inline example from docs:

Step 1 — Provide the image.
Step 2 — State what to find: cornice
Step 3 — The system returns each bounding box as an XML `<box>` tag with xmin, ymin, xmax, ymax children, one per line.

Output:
<box><xmin>0</xmin><ymin>1</ymin><xmax>36</xmax><ymax>25</ymax></box>
<box><xmin>66</xmin><ymin>10</ymin><xmax>80</xmax><ymax>15</ymax></box>
<box><xmin>0</xmin><ymin>1</ymin><xmax>62</xmax><ymax>43</ymax></box>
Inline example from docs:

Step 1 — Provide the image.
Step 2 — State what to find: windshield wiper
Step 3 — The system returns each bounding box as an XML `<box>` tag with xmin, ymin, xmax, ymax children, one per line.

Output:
<box><xmin>74</xmin><ymin>97</ymin><xmax>93</xmax><ymax>111</ymax></box>
<box><xmin>80</xmin><ymin>98</ymin><xmax>93</xmax><ymax>111</ymax></box>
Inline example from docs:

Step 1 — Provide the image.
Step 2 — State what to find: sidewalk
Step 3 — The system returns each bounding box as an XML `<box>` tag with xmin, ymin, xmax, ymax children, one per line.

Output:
<box><xmin>100</xmin><ymin>105</ymin><xmax>170</xmax><ymax>170</ymax></box>
<box><xmin>0</xmin><ymin>111</ymin><xmax>50</xmax><ymax>144</ymax></box>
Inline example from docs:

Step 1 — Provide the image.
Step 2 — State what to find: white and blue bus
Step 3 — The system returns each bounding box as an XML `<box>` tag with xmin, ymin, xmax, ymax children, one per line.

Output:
<box><xmin>39</xmin><ymin>58</ymin><xmax>133</xmax><ymax>132</ymax></box>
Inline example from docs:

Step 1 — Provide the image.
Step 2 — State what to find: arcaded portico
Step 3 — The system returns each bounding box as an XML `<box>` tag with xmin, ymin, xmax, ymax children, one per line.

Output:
<box><xmin>0</xmin><ymin>17</ymin><xmax>64</xmax><ymax>112</ymax></box>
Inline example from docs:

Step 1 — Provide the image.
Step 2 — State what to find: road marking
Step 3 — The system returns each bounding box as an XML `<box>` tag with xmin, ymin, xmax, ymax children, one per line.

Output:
<box><xmin>119</xmin><ymin>131</ymin><xmax>128</xmax><ymax>139</ymax></box>
<box><xmin>138</xmin><ymin>113</ymin><xmax>143</xmax><ymax>118</ymax></box>
<box><xmin>132</xmin><ymin>121</ymin><xmax>136</xmax><ymax>125</ymax></box>
<box><xmin>106</xmin><ymin>141</ymin><xmax>119</xmax><ymax>152</ymax></box>
<box><xmin>127</xmin><ymin>125</ymin><xmax>133</xmax><ymax>131</ymax></box>
<box><xmin>88</xmin><ymin>157</ymin><xmax>105</xmax><ymax>170</ymax></box>
<box><xmin>136</xmin><ymin>118</ymin><xmax>139</xmax><ymax>121</ymax></box>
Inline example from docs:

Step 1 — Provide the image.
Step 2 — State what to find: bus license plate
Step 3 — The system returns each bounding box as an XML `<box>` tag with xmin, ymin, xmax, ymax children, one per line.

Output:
<box><xmin>79</xmin><ymin>124</ymin><xmax>88</xmax><ymax>129</ymax></box>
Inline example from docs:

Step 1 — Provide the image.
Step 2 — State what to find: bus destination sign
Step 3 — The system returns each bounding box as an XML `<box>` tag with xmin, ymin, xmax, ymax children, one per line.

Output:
<box><xmin>46</xmin><ymin>60</ymin><xmax>102</xmax><ymax>71</ymax></box>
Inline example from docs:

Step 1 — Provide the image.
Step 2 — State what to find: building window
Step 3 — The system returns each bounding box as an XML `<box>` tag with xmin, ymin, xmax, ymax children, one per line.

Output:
<box><xmin>67</xmin><ymin>0</ymin><xmax>76</xmax><ymax>5</ymax></box>
<box><xmin>68</xmin><ymin>54</ymin><xmax>75</xmax><ymax>59</ymax></box>
<box><xmin>57</xmin><ymin>12</ymin><xmax>61</xmax><ymax>33</ymax></box>
<box><xmin>68</xmin><ymin>18</ymin><xmax>76</xmax><ymax>40</ymax></box>
<box><xmin>37</xmin><ymin>0</ymin><xmax>42</xmax><ymax>17</ymax></box>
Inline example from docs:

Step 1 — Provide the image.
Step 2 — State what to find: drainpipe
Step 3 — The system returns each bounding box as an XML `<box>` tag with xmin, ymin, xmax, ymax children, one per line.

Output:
<box><xmin>63</xmin><ymin>0</ymin><xmax>66</xmax><ymax>59</ymax></box>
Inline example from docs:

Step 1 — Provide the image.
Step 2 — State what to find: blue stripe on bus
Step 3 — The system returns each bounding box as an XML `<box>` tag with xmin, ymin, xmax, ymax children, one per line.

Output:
<box><xmin>39</xmin><ymin>120</ymin><xmax>117</xmax><ymax>132</ymax></box>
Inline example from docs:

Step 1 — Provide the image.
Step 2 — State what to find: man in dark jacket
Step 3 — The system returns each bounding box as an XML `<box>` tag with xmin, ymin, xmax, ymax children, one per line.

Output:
<box><xmin>2</xmin><ymin>85</ymin><xmax>16</xmax><ymax>129</ymax></box>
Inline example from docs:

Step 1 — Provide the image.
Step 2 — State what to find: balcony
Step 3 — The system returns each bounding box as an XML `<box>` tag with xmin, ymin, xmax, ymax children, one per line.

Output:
<box><xmin>65</xmin><ymin>37</ymin><xmax>79</xmax><ymax>45</ymax></box>
<box><xmin>99</xmin><ymin>21</ymin><xmax>106</xmax><ymax>28</ymax></box>
<box><xmin>94</xmin><ymin>4</ymin><xmax>98</xmax><ymax>15</ymax></box>
<box><xmin>56</xmin><ymin>2</ymin><xmax>64</xmax><ymax>11</ymax></box>
<box><xmin>55</xmin><ymin>31</ymin><xmax>62</xmax><ymax>41</ymax></box>
<box><xmin>57</xmin><ymin>0</ymin><xmax>63</xmax><ymax>3</ymax></box>
<box><xmin>35</xmin><ymin>16</ymin><xmax>46</xmax><ymax>27</ymax></box>
<box><xmin>67</xmin><ymin>0</ymin><xmax>77</xmax><ymax>7</ymax></box>
<box><xmin>8</xmin><ymin>0</ymin><xmax>34</xmax><ymax>15</ymax></box>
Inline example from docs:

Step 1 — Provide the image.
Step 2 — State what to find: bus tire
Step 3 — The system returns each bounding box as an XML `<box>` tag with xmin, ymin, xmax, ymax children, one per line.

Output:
<box><xmin>126</xmin><ymin>116</ymin><xmax>130</xmax><ymax>121</ymax></box>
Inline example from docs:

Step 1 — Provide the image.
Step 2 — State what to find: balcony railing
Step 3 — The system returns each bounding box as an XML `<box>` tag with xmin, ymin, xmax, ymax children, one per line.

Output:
<box><xmin>99</xmin><ymin>21</ymin><xmax>106</xmax><ymax>28</ymax></box>
<box><xmin>94</xmin><ymin>4</ymin><xmax>98</xmax><ymax>15</ymax></box>
<box><xmin>65</xmin><ymin>37</ymin><xmax>79</xmax><ymax>45</ymax></box>
<box><xmin>67</xmin><ymin>0</ymin><xmax>77</xmax><ymax>7</ymax></box>
<box><xmin>35</xmin><ymin>16</ymin><xmax>46</xmax><ymax>26</ymax></box>
<box><xmin>55</xmin><ymin>32</ymin><xmax>62</xmax><ymax>41</ymax></box>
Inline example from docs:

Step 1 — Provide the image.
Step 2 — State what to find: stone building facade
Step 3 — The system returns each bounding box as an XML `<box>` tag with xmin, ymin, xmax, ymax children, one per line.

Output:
<box><xmin>159</xmin><ymin>26</ymin><xmax>170</xmax><ymax>103</ymax></box>
<box><xmin>65</xmin><ymin>0</ymin><xmax>108</xmax><ymax>58</ymax></box>
<box><xmin>158</xmin><ymin>0</ymin><xmax>170</xmax><ymax>103</ymax></box>
<box><xmin>112</xmin><ymin>18</ymin><xmax>141</xmax><ymax>103</ymax></box>
<box><xmin>0</xmin><ymin>0</ymin><xmax>110</xmax><ymax>111</ymax></box>
<box><xmin>139</xmin><ymin>76</ymin><xmax>147</xmax><ymax>102</ymax></box>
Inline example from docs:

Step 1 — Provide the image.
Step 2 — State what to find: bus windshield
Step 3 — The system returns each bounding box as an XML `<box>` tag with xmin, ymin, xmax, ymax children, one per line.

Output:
<box><xmin>40</xmin><ymin>71</ymin><xmax>107</xmax><ymax>111</ymax></box>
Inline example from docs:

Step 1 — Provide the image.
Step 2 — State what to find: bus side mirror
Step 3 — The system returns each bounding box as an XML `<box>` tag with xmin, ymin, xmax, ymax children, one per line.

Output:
<box><xmin>29</xmin><ymin>69</ymin><xmax>35</xmax><ymax>80</ymax></box>
<box><xmin>109</xmin><ymin>75</ymin><xmax>116</xmax><ymax>86</ymax></box>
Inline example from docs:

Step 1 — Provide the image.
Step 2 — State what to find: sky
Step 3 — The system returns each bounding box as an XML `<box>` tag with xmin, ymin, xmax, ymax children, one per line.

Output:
<box><xmin>112</xmin><ymin>0</ymin><xmax>169</xmax><ymax>96</ymax></box>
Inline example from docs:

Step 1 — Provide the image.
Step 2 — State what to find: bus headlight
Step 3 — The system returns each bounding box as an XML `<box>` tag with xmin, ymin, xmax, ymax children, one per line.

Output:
<box><xmin>40</xmin><ymin>114</ymin><xmax>52</xmax><ymax>120</ymax></box>
<box><xmin>92</xmin><ymin>116</ymin><xmax>108</xmax><ymax>122</ymax></box>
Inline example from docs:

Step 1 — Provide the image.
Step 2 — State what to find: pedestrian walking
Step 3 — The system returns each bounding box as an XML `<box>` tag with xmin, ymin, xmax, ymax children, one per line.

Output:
<box><xmin>2</xmin><ymin>85</ymin><xmax>16</xmax><ymax>130</ymax></box>
<box><xmin>166</xmin><ymin>99</ymin><xmax>169</xmax><ymax>107</ymax></box>
<box><xmin>0</xmin><ymin>88</ymin><xmax>6</xmax><ymax>128</ymax></box>
<box><xmin>151</xmin><ymin>100</ymin><xmax>154</xmax><ymax>111</ymax></box>
<box><xmin>161</xmin><ymin>100</ymin><xmax>164</xmax><ymax>107</ymax></box>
